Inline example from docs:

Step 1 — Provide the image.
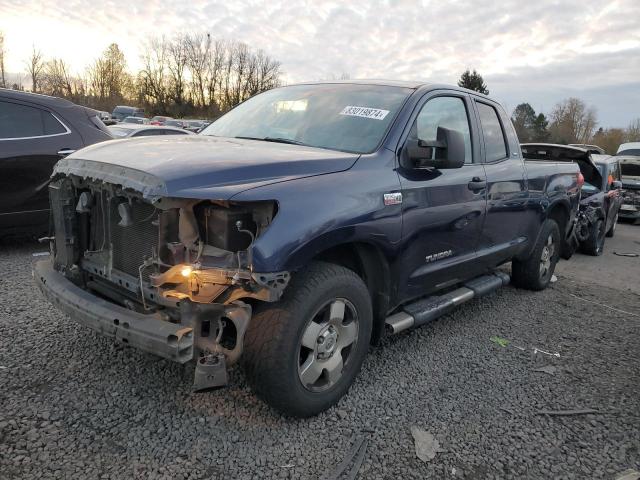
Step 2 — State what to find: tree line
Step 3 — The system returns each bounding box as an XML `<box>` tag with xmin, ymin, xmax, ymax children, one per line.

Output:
<box><xmin>1</xmin><ymin>31</ymin><xmax>282</xmax><ymax>119</ymax></box>
<box><xmin>2</xmin><ymin>36</ymin><xmax>639</xmax><ymax>150</ymax></box>
<box><xmin>459</xmin><ymin>69</ymin><xmax>640</xmax><ymax>154</ymax></box>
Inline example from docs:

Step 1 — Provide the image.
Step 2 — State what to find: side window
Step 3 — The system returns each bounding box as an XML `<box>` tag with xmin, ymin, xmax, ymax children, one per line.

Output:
<box><xmin>611</xmin><ymin>162</ymin><xmax>621</xmax><ymax>181</ymax></box>
<box><xmin>0</xmin><ymin>101</ymin><xmax>66</xmax><ymax>139</ymax></box>
<box><xmin>412</xmin><ymin>96</ymin><xmax>472</xmax><ymax>163</ymax></box>
<box><xmin>476</xmin><ymin>102</ymin><xmax>508</xmax><ymax>162</ymax></box>
<box><xmin>607</xmin><ymin>162</ymin><xmax>620</xmax><ymax>189</ymax></box>
<box><xmin>163</xmin><ymin>129</ymin><xmax>186</xmax><ymax>135</ymax></box>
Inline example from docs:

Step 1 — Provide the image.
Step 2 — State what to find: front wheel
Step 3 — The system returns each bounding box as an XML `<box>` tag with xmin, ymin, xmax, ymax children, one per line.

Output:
<box><xmin>512</xmin><ymin>219</ymin><xmax>560</xmax><ymax>291</ymax></box>
<box><xmin>243</xmin><ymin>262</ymin><xmax>372</xmax><ymax>417</ymax></box>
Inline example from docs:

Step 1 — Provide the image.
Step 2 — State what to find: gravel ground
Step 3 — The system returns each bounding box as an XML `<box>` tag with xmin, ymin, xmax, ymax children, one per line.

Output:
<box><xmin>1</xmin><ymin>236</ymin><xmax>639</xmax><ymax>479</ymax></box>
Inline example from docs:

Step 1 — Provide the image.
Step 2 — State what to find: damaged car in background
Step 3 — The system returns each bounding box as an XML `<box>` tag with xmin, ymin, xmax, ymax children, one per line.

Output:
<box><xmin>35</xmin><ymin>81</ymin><xmax>582</xmax><ymax>417</ymax></box>
<box><xmin>521</xmin><ymin>144</ymin><xmax>623</xmax><ymax>255</ymax></box>
<box><xmin>619</xmin><ymin>155</ymin><xmax>640</xmax><ymax>224</ymax></box>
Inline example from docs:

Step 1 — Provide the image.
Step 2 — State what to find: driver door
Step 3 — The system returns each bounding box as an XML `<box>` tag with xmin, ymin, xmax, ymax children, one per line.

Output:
<box><xmin>395</xmin><ymin>92</ymin><xmax>487</xmax><ymax>301</ymax></box>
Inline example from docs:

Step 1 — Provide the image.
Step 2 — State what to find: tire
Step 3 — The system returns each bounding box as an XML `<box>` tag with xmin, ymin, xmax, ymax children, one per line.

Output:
<box><xmin>606</xmin><ymin>213</ymin><xmax>618</xmax><ymax>237</ymax></box>
<box><xmin>581</xmin><ymin>218</ymin><xmax>606</xmax><ymax>256</ymax></box>
<box><xmin>512</xmin><ymin>219</ymin><xmax>560</xmax><ymax>291</ymax></box>
<box><xmin>242</xmin><ymin>262</ymin><xmax>372</xmax><ymax>417</ymax></box>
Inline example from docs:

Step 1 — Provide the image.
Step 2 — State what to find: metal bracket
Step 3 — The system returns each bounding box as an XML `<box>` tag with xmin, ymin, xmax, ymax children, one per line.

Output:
<box><xmin>193</xmin><ymin>354</ymin><xmax>228</xmax><ymax>391</ymax></box>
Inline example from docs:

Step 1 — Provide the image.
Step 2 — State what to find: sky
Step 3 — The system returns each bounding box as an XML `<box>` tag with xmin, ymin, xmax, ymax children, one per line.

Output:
<box><xmin>1</xmin><ymin>0</ymin><xmax>639</xmax><ymax>127</ymax></box>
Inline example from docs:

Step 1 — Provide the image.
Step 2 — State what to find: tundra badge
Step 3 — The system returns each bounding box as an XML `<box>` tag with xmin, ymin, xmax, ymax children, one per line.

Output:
<box><xmin>425</xmin><ymin>250</ymin><xmax>453</xmax><ymax>263</ymax></box>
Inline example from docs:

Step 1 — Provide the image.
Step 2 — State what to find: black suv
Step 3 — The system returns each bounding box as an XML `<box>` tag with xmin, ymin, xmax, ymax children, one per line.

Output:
<box><xmin>0</xmin><ymin>89</ymin><xmax>112</xmax><ymax>235</ymax></box>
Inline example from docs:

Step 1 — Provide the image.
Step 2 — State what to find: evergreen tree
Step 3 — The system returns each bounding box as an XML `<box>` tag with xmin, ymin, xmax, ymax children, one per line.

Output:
<box><xmin>531</xmin><ymin>113</ymin><xmax>550</xmax><ymax>142</ymax></box>
<box><xmin>457</xmin><ymin>69</ymin><xmax>489</xmax><ymax>94</ymax></box>
<box><xmin>511</xmin><ymin>103</ymin><xmax>536</xmax><ymax>142</ymax></box>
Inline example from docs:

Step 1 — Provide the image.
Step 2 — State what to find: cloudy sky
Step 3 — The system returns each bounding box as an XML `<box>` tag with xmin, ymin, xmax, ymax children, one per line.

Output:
<box><xmin>1</xmin><ymin>0</ymin><xmax>638</xmax><ymax>127</ymax></box>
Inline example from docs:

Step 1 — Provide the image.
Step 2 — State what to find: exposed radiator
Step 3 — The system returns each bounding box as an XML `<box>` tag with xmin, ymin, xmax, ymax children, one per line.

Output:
<box><xmin>109</xmin><ymin>199</ymin><xmax>159</xmax><ymax>279</ymax></box>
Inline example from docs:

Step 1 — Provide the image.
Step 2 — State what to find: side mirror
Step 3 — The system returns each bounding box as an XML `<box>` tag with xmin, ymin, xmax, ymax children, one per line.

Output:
<box><xmin>402</xmin><ymin>127</ymin><xmax>466</xmax><ymax>170</ymax></box>
<box><xmin>611</xmin><ymin>180</ymin><xmax>622</xmax><ymax>189</ymax></box>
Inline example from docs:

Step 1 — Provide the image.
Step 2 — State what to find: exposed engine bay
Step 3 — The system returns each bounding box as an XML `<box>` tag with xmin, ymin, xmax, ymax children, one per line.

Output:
<box><xmin>47</xmin><ymin>173</ymin><xmax>290</xmax><ymax>387</ymax></box>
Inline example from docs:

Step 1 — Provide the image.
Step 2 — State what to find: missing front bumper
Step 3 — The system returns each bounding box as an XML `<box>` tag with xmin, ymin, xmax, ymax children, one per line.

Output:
<box><xmin>34</xmin><ymin>259</ymin><xmax>251</xmax><ymax>368</ymax></box>
<box><xmin>34</xmin><ymin>259</ymin><xmax>194</xmax><ymax>362</ymax></box>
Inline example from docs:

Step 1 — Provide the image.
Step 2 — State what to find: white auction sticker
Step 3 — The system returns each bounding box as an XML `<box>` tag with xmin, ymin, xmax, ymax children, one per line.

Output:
<box><xmin>339</xmin><ymin>105</ymin><xmax>390</xmax><ymax>120</ymax></box>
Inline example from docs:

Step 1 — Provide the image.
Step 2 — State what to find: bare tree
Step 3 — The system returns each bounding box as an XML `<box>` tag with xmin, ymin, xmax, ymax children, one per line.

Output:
<box><xmin>41</xmin><ymin>58</ymin><xmax>73</xmax><ymax>97</ymax></box>
<box><xmin>167</xmin><ymin>35</ymin><xmax>189</xmax><ymax>113</ymax></box>
<box><xmin>26</xmin><ymin>47</ymin><xmax>45</xmax><ymax>93</ymax></box>
<box><xmin>0</xmin><ymin>31</ymin><xmax>6</xmax><ymax>88</ymax></box>
<box><xmin>549</xmin><ymin>97</ymin><xmax>597</xmax><ymax>144</ymax></box>
<box><xmin>626</xmin><ymin>118</ymin><xmax>640</xmax><ymax>142</ymax></box>
<box><xmin>138</xmin><ymin>38</ymin><xmax>169</xmax><ymax>113</ymax></box>
<box><xmin>185</xmin><ymin>33</ymin><xmax>212</xmax><ymax>108</ymax></box>
<box><xmin>592</xmin><ymin>127</ymin><xmax>627</xmax><ymax>154</ymax></box>
<box><xmin>87</xmin><ymin>43</ymin><xmax>131</xmax><ymax>108</ymax></box>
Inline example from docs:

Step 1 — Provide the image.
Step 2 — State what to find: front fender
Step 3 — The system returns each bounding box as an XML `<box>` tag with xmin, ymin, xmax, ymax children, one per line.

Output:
<box><xmin>231</xmin><ymin>150</ymin><xmax>402</xmax><ymax>272</ymax></box>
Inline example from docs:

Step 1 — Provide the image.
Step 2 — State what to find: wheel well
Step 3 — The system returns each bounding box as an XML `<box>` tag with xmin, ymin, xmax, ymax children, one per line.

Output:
<box><xmin>547</xmin><ymin>203</ymin><xmax>572</xmax><ymax>258</ymax></box>
<box><xmin>313</xmin><ymin>242</ymin><xmax>391</xmax><ymax>345</ymax></box>
<box><xmin>547</xmin><ymin>203</ymin><xmax>569</xmax><ymax>236</ymax></box>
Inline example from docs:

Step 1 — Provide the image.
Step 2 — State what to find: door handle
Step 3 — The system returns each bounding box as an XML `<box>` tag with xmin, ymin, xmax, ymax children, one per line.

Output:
<box><xmin>57</xmin><ymin>149</ymin><xmax>76</xmax><ymax>157</ymax></box>
<box><xmin>467</xmin><ymin>177</ymin><xmax>486</xmax><ymax>191</ymax></box>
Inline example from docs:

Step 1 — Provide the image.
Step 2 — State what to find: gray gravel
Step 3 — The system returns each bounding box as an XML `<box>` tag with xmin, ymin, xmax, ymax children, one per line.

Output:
<box><xmin>1</xmin><ymin>238</ymin><xmax>639</xmax><ymax>479</ymax></box>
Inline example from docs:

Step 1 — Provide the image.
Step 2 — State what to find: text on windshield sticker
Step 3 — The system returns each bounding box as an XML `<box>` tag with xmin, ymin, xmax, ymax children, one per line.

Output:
<box><xmin>340</xmin><ymin>106</ymin><xmax>390</xmax><ymax>120</ymax></box>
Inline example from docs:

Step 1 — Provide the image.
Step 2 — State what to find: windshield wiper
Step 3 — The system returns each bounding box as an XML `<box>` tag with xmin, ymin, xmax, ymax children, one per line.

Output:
<box><xmin>234</xmin><ymin>136</ymin><xmax>306</xmax><ymax>146</ymax></box>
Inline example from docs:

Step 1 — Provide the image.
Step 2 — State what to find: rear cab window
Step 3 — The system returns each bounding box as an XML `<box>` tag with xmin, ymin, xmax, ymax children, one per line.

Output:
<box><xmin>476</xmin><ymin>102</ymin><xmax>508</xmax><ymax>162</ymax></box>
<box><xmin>0</xmin><ymin>101</ymin><xmax>68</xmax><ymax>139</ymax></box>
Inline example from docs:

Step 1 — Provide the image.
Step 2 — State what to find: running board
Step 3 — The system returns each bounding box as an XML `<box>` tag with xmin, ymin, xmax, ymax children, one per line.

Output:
<box><xmin>385</xmin><ymin>272</ymin><xmax>510</xmax><ymax>334</ymax></box>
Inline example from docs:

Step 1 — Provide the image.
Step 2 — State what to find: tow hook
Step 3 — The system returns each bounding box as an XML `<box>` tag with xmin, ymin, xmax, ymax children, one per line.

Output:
<box><xmin>193</xmin><ymin>353</ymin><xmax>229</xmax><ymax>391</ymax></box>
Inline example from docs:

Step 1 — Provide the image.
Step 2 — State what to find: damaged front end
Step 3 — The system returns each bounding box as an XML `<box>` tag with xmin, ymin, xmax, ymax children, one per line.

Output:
<box><xmin>575</xmin><ymin>203</ymin><xmax>601</xmax><ymax>243</ymax></box>
<box><xmin>38</xmin><ymin>167</ymin><xmax>289</xmax><ymax>390</ymax></box>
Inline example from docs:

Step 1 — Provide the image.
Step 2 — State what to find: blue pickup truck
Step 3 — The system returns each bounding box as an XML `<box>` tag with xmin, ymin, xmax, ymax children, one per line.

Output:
<box><xmin>35</xmin><ymin>81</ymin><xmax>581</xmax><ymax>417</ymax></box>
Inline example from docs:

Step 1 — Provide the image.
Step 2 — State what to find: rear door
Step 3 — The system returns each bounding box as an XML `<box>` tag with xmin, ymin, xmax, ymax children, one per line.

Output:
<box><xmin>396</xmin><ymin>91</ymin><xmax>487</xmax><ymax>300</ymax></box>
<box><xmin>0</xmin><ymin>99</ymin><xmax>82</xmax><ymax>226</ymax></box>
<box><xmin>472</xmin><ymin>98</ymin><xmax>529</xmax><ymax>266</ymax></box>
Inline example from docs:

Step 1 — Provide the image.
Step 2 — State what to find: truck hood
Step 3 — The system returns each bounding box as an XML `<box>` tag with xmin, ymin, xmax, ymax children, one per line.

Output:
<box><xmin>54</xmin><ymin>135</ymin><xmax>360</xmax><ymax>199</ymax></box>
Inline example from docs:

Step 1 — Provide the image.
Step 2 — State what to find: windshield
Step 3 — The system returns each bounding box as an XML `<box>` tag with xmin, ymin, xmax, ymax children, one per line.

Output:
<box><xmin>200</xmin><ymin>84</ymin><xmax>413</xmax><ymax>154</ymax></box>
<box><xmin>618</xmin><ymin>149</ymin><xmax>640</xmax><ymax>156</ymax></box>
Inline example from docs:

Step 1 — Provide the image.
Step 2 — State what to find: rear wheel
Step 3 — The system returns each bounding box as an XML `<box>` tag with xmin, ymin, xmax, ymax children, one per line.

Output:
<box><xmin>243</xmin><ymin>262</ymin><xmax>372</xmax><ymax>417</ymax></box>
<box><xmin>512</xmin><ymin>219</ymin><xmax>560</xmax><ymax>291</ymax></box>
<box><xmin>581</xmin><ymin>218</ymin><xmax>606</xmax><ymax>256</ymax></box>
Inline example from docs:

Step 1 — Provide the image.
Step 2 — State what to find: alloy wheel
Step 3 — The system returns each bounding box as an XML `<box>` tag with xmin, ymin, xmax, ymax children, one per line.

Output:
<box><xmin>539</xmin><ymin>233</ymin><xmax>555</xmax><ymax>279</ymax></box>
<box><xmin>298</xmin><ymin>298</ymin><xmax>359</xmax><ymax>392</ymax></box>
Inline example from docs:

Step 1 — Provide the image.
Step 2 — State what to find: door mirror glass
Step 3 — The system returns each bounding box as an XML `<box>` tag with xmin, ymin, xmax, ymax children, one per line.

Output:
<box><xmin>404</xmin><ymin>126</ymin><xmax>466</xmax><ymax>169</ymax></box>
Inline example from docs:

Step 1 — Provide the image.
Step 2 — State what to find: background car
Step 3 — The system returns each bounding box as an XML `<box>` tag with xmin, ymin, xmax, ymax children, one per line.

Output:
<box><xmin>578</xmin><ymin>154</ymin><xmax>624</xmax><ymax>252</ymax></box>
<box><xmin>97</xmin><ymin>110</ymin><xmax>116</xmax><ymax>126</ymax></box>
<box><xmin>619</xmin><ymin>155</ymin><xmax>640</xmax><ymax>223</ymax></box>
<box><xmin>107</xmin><ymin>124</ymin><xmax>194</xmax><ymax>138</ymax></box>
<box><xmin>112</xmin><ymin>105</ymin><xmax>145</xmax><ymax>122</ymax></box>
<box><xmin>164</xmin><ymin>119</ymin><xmax>189</xmax><ymax>129</ymax></box>
<box><xmin>617</xmin><ymin>142</ymin><xmax>640</xmax><ymax>156</ymax></box>
<box><xmin>149</xmin><ymin>115</ymin><xmax>172</xmax><ymax>125</ymax></box>
<box><xmin>185</xmin><ymin>119</ymin><xmax>209</xmax><ymax>132</ymax></box>
<box><xmin>521</xmin><ymin>144</ymin><xmax>623</xmax><ymax>255</ymax></box>
<box><xmin>122</xmin><ymin>116</ymin><xmax>149</xmax><ymax>125</ymax></box>
<box><xmin>0</xmin><ymin>89</ymin><xmax>112</xmax><ymax>235</ymax></box>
